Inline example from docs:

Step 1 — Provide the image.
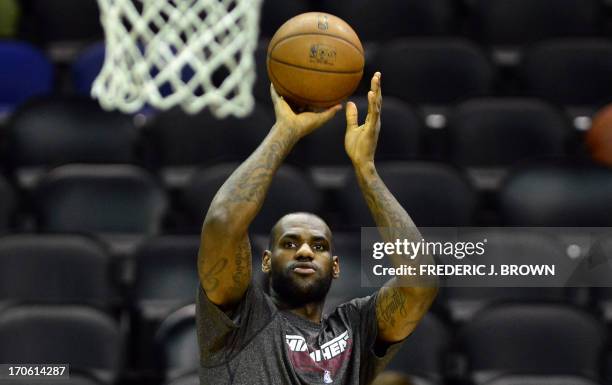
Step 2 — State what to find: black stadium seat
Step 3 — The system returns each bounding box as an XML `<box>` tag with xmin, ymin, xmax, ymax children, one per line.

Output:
<box><xmin>448</xmin><ymin>99</ymin><xmax>571</xmax><ymax>168</ymax></box>
<box><xmin>441</xmin><ymin>229</ymin><xmax>572</xmax><ymax>321</ymax></box>
<box><xmin>6</xmin><ymin>97</ymin><xmax>137</xmax><ymax>188</ymax></box>
<box><xmin>572</xmin><ymin>234</ymin><xmax>612</xmax><ymax>320</ymax></box>
<box><xmin>458</xmin><ymin>304</ymin><xmax>606</xmax><ymax>385</ymax></box>
<box><xmin>470</xmin><ymin>0</ymin><xmax>601</xmax><ymax>47</ymax></box>
<box><xmin>500</xmin><ymin>164</ymin><xmax>612</xmax><ymax>226</ymax></box>
<box><xmin>34</xmin><ymin>164</ymin><xmax>168</xmax><ymax>241</ymax></box>
<box><xmin>0</xmin><ymin>234</ymin><xmax>119</xmax><ymax>309</ymax></box>
<box><xmin>481</xmin><ymin>374</ymin><xmax>602</xmax><ymax>385</ymax></box>
<box><xmin>521</xmin><ymin>39</ymin><xmax>612</xmax><ymax>107</ymax></box>
<box><xmin>130</xmin><ymin>236</ymin><xmax>200</xmax><ymax>370</ymax></box>
<box><xmin>321</xmin><ymin>0</ymin><xmax>455</xmax><ymax>41</ymax></box>
<box><xmin>386</xmin><ymin>313</ymin><xmax>450</xmax><ymax>384</ymax></box>
<box><xmin>298</xmin><ymin>96</ymin><xmax>423</xmax><ymax>168</ymax></box>
<box><xmin>340</xmin><ymin>162</ymin><xmax>477</xmax><ymax>227</ymax></box>
<box><xmin>154</xmin><ymin>304</ymin><xmax>198</xmax><ymax>380</ymax></box>
<box><xmin>143</xmin><ymin>104</ymin><xmax>273</xmax><ymax>187</ymax></box>
<box><xmin>0</xmin><ymin>305</ymin><xmax>124</xmax><ymax>384</ymax></box>
<box><xmin>371</xmin><ymin>39</ymin><xmax>494</xmax><ymax>106</ymax></box>
<box><xmin>0</xmin><ymin>175</ymin><xmax>15</xmax><ymax>234</ymax></box>
<box><xmin>181</xmin><ymin>163</ymin><xmax>323</xmax><ymax>233</ymax></box>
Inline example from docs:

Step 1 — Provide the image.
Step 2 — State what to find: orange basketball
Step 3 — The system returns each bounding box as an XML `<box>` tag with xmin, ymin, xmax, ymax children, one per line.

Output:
<box><xmin>267</xmin><ymin>12</ymin><xmax>364</xmax><ymax>109</ymax></box>
<box><xmin>587</xmin><ymin>104</ymin><xmax>612</xmax><ymax>167</ymax></box>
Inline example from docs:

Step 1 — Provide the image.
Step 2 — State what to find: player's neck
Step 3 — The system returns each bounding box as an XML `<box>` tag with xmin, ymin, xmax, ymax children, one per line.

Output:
<box><xmin>272</xmin><ymin>297</ymin><xmax>324</xmax><ymax>324</ymax></box>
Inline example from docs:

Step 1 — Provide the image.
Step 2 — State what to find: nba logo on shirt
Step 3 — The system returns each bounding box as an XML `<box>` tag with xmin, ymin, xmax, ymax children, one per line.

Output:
<box><xmin>323</xmin><ymin>370</ymin><xmax>333</xmax><ymax>383</ymax></box>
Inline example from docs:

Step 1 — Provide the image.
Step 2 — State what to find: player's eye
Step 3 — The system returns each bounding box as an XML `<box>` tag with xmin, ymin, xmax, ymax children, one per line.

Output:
<box><xmin>313</xmin><ymin>244</ymin><xmax>326</xmax><ymax>251</ymax></box>
<box><xmin>283</xmin><ymin>241</ymin><xmax>296</xmax><ymax>248</ymax></box>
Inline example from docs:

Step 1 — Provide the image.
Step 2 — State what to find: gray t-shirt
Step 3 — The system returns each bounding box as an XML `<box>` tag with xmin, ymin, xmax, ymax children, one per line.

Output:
<box><xmin>196</xmin><ymin>282</ymin><xmax>405</xmax><ymax>385</ymax></box>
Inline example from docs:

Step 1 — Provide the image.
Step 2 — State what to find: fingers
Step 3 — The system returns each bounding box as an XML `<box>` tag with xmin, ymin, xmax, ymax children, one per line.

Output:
<box><xmin>317</xmin><ymin>103</ymin><xmax>342</xmax><ymax>124</ymax></box>
<box><xmin>270</xmin><ymin>83</ymin><xmax>280</xmax><ymax>106</ymax></box>
<box><xmin>346</xmin><ymin>101</ymin><xmax>359</xmax><ymax>129</ymax></box>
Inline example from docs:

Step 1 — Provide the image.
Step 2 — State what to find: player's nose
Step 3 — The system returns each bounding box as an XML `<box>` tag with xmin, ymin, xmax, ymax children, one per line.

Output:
<box><xmin>295</xmin><ymin>243</ymin><xmax>314</xmax><ymax>259</ymax></box>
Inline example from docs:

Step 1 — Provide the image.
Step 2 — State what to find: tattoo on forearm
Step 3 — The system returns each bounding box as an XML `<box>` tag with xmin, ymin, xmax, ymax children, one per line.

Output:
<box><xmin>225</xmin><ymin>128</ymin><xmax>296</xmax><ymax>205</ymax></box>
<box><xmin>377</xmin><ymin>289</ymin><xmax>408</xmax><ymax>328</ymax></box>
<box><xmin>202</xmin><ymin>258</ymin><xmax>228</xmax><ymax>293</ymax></box>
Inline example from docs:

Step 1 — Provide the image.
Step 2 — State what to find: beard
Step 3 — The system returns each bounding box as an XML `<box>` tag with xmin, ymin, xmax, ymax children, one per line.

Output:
<box><xmin>269</xmin><ymin>262</ymin><xmax>333</xmax><ymax>307</ymax></box>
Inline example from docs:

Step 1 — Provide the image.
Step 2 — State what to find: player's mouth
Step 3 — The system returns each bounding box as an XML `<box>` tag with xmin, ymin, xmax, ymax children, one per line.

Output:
<box><xmin>292</xmin><ymin>262</ymin><xmax>317</xmax><ymax>275</ymax></box>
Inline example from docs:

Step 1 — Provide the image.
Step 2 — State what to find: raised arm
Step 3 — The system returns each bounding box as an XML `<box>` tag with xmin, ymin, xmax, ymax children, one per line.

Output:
<box><xmin>345</xmin><ymin>72</ymin><xmax>438</xmax><ymax>343</ymax></box>
<box><xmin>198</xmin><ymin>85</ymin><xmax>341</xmax><ymax>308</ymax></box>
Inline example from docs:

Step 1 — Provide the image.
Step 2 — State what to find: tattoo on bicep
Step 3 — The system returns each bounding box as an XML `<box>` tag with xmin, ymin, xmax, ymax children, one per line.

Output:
<box><xmin>202</xmin><ymin>258</ymin><xmax>228</xmax><ymax>293</ymax></box>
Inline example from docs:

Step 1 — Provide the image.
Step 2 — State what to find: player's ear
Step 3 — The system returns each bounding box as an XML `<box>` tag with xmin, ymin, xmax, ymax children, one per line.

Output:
<box><xmin>332</xmin><ymin>255</ymin><xmax>340</xmax><ymax>279</ymax></box>
<box><xmin>262</xmin><ymin>250</ymin><xmax>272</xmax><ymax>273</ymax></box>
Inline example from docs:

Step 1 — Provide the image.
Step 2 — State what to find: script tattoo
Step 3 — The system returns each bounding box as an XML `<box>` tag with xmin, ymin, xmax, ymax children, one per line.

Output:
<box><xmin>201</xmin><ymin>258</ymin><xmax>228</xmax><ymax>293</ymax></box>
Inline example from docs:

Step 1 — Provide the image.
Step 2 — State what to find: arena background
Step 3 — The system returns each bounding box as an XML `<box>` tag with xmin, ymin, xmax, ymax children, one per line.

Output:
<box><xmin>0</xmin><ymin>0</ymin><xmax>612</xmax><ymax>385</ymax></box>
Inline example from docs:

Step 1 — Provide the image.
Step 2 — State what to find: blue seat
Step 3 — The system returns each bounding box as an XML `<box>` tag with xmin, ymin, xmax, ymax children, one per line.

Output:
<box><xmin>0</xmin><ymin>41</ymin><xmax>53</xmax><ymax>114</ymax></box>
<box><xmin>71</xmin><ymin>42</ymin><xmax>105</xmax><ymax>96</ymax></box>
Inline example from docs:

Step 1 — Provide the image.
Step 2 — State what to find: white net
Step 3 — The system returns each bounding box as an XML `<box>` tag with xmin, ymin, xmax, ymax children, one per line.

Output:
<box><xmin>92</xmin><ymin>0</ymin><xmax>262</xmax><ymax>118</ymax></box>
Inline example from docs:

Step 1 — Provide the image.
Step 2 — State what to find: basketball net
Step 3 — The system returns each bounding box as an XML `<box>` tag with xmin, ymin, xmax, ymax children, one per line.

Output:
<box><xmin>92</xmin><ymin>0</ymin><xmax>262</xmax><ymax>118</ymax></box>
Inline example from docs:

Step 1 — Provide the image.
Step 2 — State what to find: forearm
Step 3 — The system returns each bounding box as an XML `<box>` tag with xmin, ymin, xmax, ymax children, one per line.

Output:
<box><xmin>204</xmin><ymin>122</ymin><xmax>298</xmax><ymax>232</ymax></box>
<box><xmin>354</xmin><ymin>161</ymin><xmax>437</xmax><ymax>287</ymax></box>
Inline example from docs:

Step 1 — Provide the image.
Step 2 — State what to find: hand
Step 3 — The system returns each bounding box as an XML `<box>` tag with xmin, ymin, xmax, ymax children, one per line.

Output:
<box><xmin>270</xmin><ymin>84</ymin><xmax>342</xmax><ymax>140</ymax></box>
<box><xmin>345</xmin><ymin>72</ymin><xmax>382</xmax><ymax>166</ymax></box>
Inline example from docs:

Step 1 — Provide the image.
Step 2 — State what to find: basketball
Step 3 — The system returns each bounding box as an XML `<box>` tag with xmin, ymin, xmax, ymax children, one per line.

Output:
<box><xmin>267</xmin><ymin>12</ymin><xmax>365</xmax><ymax>109</ymax></box>
<box><xmin>586</xmin><ymin>104</ymin><xmax>612</xmax><ymax>167</ymax></box>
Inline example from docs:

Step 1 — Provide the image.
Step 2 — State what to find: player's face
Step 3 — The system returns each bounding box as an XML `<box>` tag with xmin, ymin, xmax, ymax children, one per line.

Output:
<box><xmin>264</xmin><ymin>214</ymin><xmax>339</xmax><ymax>306</ymax></box>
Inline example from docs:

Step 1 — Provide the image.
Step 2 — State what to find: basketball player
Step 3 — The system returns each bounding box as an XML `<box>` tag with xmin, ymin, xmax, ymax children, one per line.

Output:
<box><xmin>196</xmin><ymin>72</ymin><xmax>438</xmax><ymax>384</ymax></box>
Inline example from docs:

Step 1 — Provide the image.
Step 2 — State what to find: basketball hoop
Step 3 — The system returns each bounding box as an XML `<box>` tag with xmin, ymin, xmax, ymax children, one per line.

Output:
<box><xmin>92</xmin><ymin>0</ymin><xmax>263</xmax><ymax>118</ymax></box>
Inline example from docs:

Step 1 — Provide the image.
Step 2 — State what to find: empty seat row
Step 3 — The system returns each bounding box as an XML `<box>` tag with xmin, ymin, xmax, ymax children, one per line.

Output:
<box><xmin>1</xmin><ymin>161</ymin><xmax>612</xmax><ymax>241</ymax></box>
<box><xmin>1</xmin><ymin>95</ymin><xmax>601</xmax><ymax>190</ymax></box>
<box><xmin>7</xmin><ymin>0</ymin><xmax>609</xmax><ymax>45</ymax></box>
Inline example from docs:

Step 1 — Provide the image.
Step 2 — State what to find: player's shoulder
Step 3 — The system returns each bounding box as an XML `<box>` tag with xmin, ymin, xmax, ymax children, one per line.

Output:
<box><xmin>328</xmin><ymin>291</ymin><xmax>379</xmax><ymax>319</ymax></box>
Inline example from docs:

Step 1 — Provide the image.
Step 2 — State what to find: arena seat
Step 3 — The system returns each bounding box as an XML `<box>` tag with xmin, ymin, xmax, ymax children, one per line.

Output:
<box><xmin>370</xmin><ymin>38</ymin><xmax>494</xmax><ymax>106</ymax></box>
<box><xmin>458</xmin><ymin>304</ymin><xmax>606</xmax><ymax>385</ymax></box>
<box><xmin>500</xmin><ymin>164</ymin><xmax>612</xmax><ymax>226</ymax></box>
<box><xmin>441</xmin><ymin>229</ymin><xmax>573</xmax><ymax>321</ymax></box>
<box><xmin>71</xmin><ymin>42</ymin><xmax>105</xmax><ymax>96</ymax></box>
<box><xmin>130</xmin><ymin>236</ymin><xmax>200</xmax><ymax>370</ymax></box>
<box><xmin>181</xmin><ymin>163</ymin><xmax>323</xmax><ymax>233</ymax></box>
<box><xmin>320</xmin><ymin>0</ymin><xmax>455</xmax><ymax>41</ymax></box>
<box><xmin>521</xmin><ymin>39</ymin><xmax>612</xmax><ymax>108</ymax></box>
<box><xmin>339</xmin><ymin>162</ymin><xmax>477</xmax><ymax>227</ymax></box>
<box><xmin>447</xmin><ymin>98</ymin><xmax>571</xmax><ymax>190</ymax></box>
<box><xmin>33</xmin><ymin>164</ymin><xmax>168</xmax><ymax>253</ymax></box>
<box><xmin>470</xmin><ymin>0</ymin><xmax>601</xmax><ymax>48</ymax></box>
<box><xmin>0</xmin><ymin>174</ymin><xmax>15</xmax><ymax>234</ymax></box>
<box><xmin>0</xmin><ymin>41</ymin><xmax>53</xmax><ymax>115</ymax></box>
<box><xmin>6</xmin><ymin>97</ymin><xmax>136</xmax><ymax>188</ymax></box>
<box><xmin>572</xmin><ymin>234</ymin><xmax>612</xmax><ymax>320</ymax></box>
<box><xmin>143</xmin><ymin>104</ymin><xmax>273</xmax><ymax>188</ymax></box>
<box><xmin>386</xmin><ymin>313</ymin><xmax>450</xmax><ymax>384</ymax></box>
<box><xmin>154</xmin><ymin>304</ymin><xmax>198</xmax><ymax>381</ymax></box>
<box><xmin>252</xmin><ymin>41</ymin><xmax>273</xmax><ymax>107</ymax></box>
<box><xmin>0</xmin><ymin>234</ymin><xmax>119</xmax><ymax>310</ymax></box>
<box><xmin>0</xmin><ymin>304</ymin><xmax>124</xmax><ymax>384</ymax></box>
